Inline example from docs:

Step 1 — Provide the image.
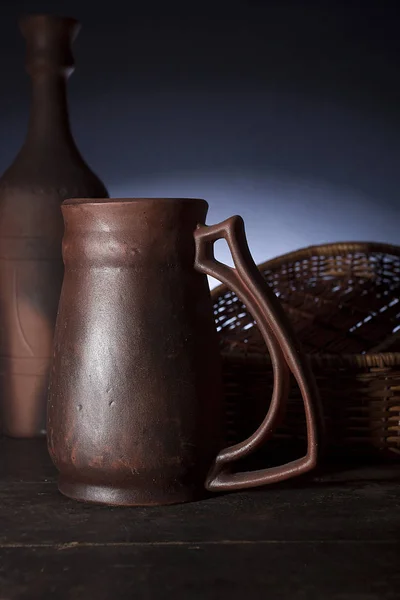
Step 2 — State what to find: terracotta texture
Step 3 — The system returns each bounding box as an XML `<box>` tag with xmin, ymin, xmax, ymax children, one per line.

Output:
<box><xmin>47</xmin><ymin>198</ymin><xmax>322</xmax><ymax>506</ymax></box>
<box><xmin>0</xmin><ymin>15</ymin><xmax>108</xmax><ymax>437</ymax></box>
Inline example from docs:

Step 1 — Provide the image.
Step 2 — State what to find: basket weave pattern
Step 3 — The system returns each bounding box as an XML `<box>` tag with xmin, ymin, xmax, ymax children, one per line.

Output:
<box><xmin>222</xmin><ymin>351</ymin><xmax>400</xmax><ymax>456</ymax></box>
<box><xmin>213</xmin><ymin>242</ymin><xmax>400</xmax><ymax>355</ymax></box>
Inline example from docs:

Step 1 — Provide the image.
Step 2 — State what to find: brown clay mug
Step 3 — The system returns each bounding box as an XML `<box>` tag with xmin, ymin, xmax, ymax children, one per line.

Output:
<box><xmin>47</xmin><ymin>198</ymin><xmax>322</xmax><ymax>506</ymax></box>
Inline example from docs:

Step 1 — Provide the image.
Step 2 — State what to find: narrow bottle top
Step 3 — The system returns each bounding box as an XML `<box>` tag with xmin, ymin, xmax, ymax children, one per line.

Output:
<box><xmin>19</xmin><ymin>14</ymin><xmax>80</xmax><ymax>76</ymax></box>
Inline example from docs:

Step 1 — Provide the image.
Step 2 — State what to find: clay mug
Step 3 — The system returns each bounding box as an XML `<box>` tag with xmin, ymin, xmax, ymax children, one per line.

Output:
<box><xmin>47</xmin><ymin>198</ymin><xmax>322</xmax><ymax>506</ymax></box>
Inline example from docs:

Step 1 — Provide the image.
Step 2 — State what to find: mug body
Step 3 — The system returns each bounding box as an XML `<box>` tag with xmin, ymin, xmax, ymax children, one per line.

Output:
<box><xmin>47</xmin><ymin>198</ymin><xmax>224</xmax><ymax>505</ymax></box>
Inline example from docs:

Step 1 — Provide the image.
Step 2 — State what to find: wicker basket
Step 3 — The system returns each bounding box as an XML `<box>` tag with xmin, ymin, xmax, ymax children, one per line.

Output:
<box><xmin>213</xmin><ymin>242</ymin><xmax>400</xmax><ymax>458</ymax></box>
<box><xmin>213</xmin><ymin>242</ymin><xmax>400</xmax><ymax>355</ymax></box>
<box><xmin>222</xmin><ymin>350</ymin><xmax>400</xmax><ymax>458</ymax></box>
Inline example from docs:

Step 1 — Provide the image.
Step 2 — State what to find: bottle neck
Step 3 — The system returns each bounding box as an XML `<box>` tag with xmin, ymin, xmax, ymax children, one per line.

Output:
<box><xmin>24</xmin><ymin>72</ymin><xmax>75</xmax><ymax>149</ymax></box>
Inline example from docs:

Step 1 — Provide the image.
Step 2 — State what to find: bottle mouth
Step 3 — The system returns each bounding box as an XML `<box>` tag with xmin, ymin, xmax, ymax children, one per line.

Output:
<box><xmin>19</xmin><ymin>14</ymin><xmax>81</xmax><ymax>41</ymax></box>
<box><xmin>19</xmin><ymin>14</ymin><xmax>79</xmax><ymax>27</ymax></box>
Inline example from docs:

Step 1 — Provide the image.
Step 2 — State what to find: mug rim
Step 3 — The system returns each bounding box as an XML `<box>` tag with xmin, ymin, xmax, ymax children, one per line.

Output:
<box><xmin>62</xmin><ymin>197</ymin><xmax>208</xmax><ymax>207</ymax></box>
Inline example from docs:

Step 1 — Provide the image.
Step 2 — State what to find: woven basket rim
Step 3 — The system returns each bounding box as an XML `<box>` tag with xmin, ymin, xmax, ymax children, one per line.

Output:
<box><xmin>221</xmin><ymin>349</ymin><xmax>400</xmax><ymax>368</ymax></box>
<box><xmin>211</xmin><ymin>240</ymin><xmax>400</xmax><ymax>298</ymax></box>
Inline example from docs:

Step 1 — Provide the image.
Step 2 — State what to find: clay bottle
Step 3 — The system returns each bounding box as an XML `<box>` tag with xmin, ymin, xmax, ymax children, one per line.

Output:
<box><xmin>0</xmin><ymin>15</ymin><xmax>108</xmax><ymax>437</ymax></box>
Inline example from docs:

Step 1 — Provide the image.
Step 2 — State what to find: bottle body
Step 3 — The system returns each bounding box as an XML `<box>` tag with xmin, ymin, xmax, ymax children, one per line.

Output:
<box><xmin>0</xmin><ymin>161</ymin><xmax>107</xmax><ymax>437</ymax></box>
<box><xmin>0</xmin><ymin>180</ymin><xmax>63</xmax><ymax>436</ymax></box>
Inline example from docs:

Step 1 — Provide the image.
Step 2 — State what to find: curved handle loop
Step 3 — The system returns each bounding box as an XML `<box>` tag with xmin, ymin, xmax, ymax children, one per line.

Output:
<box><xmin>194</xmin><ymin>216</ymin><xmax>323</xmax><ymax>491</ymax></box>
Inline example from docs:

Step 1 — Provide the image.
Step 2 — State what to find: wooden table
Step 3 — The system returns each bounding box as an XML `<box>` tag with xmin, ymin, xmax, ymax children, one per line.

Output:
<box><xmin>1</xmin><ymin>437</ymin><xmax>399</xmax><ymax>599</ymax></box>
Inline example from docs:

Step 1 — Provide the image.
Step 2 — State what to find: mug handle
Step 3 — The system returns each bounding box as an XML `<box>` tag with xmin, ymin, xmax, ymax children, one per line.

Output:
<box><xmin>194</xmin><ymin>215</ymin><xmax>323</xmax><ymax>491</ymax></box>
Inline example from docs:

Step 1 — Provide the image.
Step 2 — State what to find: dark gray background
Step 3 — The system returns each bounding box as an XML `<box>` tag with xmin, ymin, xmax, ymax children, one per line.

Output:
<box><xmin>0</xmin><ymin>0</ymin><xmax>398</xmax><ymax>285</ymax></box>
